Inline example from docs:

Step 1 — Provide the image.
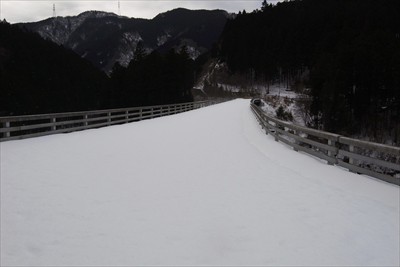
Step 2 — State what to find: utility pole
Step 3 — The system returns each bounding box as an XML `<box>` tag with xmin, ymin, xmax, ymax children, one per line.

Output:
<box><xmin>118</xmin><ymin>1</ymin><xmax>121</xmax><ymax>16</ymax></box>
<box><xmin>53</xmin><ymin>3</ymin><xmax>56</xmax><ymax>18</ymax></box>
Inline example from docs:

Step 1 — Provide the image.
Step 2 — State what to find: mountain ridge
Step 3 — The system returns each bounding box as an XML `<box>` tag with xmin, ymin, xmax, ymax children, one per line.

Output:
<box><xmin>18</xmin><ymin>8</ymin><xmax>229</xmax><ymax>73</ymax></box>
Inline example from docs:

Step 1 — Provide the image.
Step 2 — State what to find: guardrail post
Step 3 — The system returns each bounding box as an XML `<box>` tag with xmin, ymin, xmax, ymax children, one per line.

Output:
<box><xmin>293</xmin><ymin>130</ymin><xmax>299</xmax><ymax>151</ymax></box>
<box><xmin>261</xmin><ymin>114</ymin><xmax>269</xmax><ymax>135</ymax></box>
<box><xmin>51</xmin><ymin>118</ymin><xmax>56</xmax><ymax>131</ymax></box>
<box><xmin>84</xmin><ymin>115</ymin><xmax>88</xmax><ymax>127</ymax></box>
<box><xmin>349</xmin><ymin>145</ymin><xmax>355</xmax><ymax>164</ymax></box>
<box><xmin>125</xmin><ymin>111</ymin><xmax>129</xmax><ymax>122</ymax></box>
<box><xmin>3</xmin><ymin>121</ymin><xmax>10</xmax><ymax>138</ymax></box>
<box><xmin>107</xmin><ymin>112</ymin><xmax>111</xmax><ymax>125</ymax></box>
<box><xmin>349</xmin><ymin>145</ymin><xmax>357</xmax><ymax>172</ymax></box>
<box><xmin>260</xmin><ymin>117</ymin><xmax>265</xmax><ymax>130</ymax></box>
<box><xmin>327</xmin><ymin>139</ymin><xmax>337</xmax><ymax>165</ymax></box>
<box><xmin>139</xmin><ymin>108</ymin><xmax>143</xmax><ymax>120</ymax></box>
<box><xmin>274</xmin><ymin>122</ymin><xmax>279</xmax><ymax>142</ymax></box>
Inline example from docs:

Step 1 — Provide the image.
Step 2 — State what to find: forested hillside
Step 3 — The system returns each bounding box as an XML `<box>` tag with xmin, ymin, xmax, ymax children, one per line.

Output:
<box><xmin>109</xmin><ymin>44</ymin><xmax>194</xmax><ymax>107</ymax></box>
<box><xmin>0</xmin><ymin>22</ymin><xmax>111</xmax><ymax>115</ymax></box>
<box><xmin>19</xmin><ymin>8</ymin><xmax>228</xmax><ymax>73</ymax></box>
<box><xmin>0</xmin><ymin>23</ymin><xmax>195</xmax><ymax>115</ymax></box>
<box><xmin>219</xmin><ymin>0</ymin><xmax>400</xmax><ymax>143</ymax></box>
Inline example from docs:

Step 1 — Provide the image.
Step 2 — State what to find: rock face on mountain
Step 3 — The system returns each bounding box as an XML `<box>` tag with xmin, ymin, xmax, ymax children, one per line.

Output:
<box><xmin>18</xmin><ymin>8</ymin><xmax>228</xmax><ymax>73</ymax></box>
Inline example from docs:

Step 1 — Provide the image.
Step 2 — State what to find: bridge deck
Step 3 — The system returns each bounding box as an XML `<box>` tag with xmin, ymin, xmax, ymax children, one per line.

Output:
<box><xmin>1</xmin><ymin>99</ymin><xmax>399</xmax><ymax>266</ymax></box>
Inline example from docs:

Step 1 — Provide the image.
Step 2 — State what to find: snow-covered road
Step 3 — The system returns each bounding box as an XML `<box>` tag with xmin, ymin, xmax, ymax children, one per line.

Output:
<box><xmin>1</xmin><ymin>99</ymin><xmax>399</xmax><ymax>266</ymax></box>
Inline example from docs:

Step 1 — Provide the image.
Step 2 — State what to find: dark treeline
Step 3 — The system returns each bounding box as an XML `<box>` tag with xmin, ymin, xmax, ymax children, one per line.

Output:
<box><xmin>109</xmin><ymin>43</ymin><xmax>194</xmax><ymax>107</ymax></box>
<box><xmin>0</xmin><ymin>23</ymin><xmax>195</xmax><ymax>116</ymax></box>
<box><xmin>219</xmin><ymin>0</ymin><xmax>400</xmax><ymax>142</ymax></box>
<box><xmin>0</xmin><ymin>22</ymin><xmax>110</xmax><ymax>115</ymax></box>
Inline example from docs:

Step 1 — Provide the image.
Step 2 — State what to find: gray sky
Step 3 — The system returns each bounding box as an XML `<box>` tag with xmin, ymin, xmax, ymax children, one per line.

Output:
<box><xmin>0</xmin><ymin>0</ymin><xmax>281</xmax><ymax>24</ymax></box>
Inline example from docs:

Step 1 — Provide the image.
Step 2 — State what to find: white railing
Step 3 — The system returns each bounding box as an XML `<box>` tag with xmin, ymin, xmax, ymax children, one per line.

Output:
<box><xmin>0</xmin><ymin>101</ymin><xmax>218</xmax><ymax>142</ymax></box>
<box><xmin>251</xmin><ymin>103</ymin><xmax>400</xmax><ymax>185</ymax></box>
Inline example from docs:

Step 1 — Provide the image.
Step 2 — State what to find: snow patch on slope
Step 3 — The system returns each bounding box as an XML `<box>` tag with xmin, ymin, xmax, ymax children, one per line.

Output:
<box><xmin>258</xmin><ymin>84</ymin><xmax>311</xmax><ymax>126</ymax></box>
<box><xmin>36</xmin><ymin>11</ymin><xmax>118</xmax><ymax>45</ymax></box>
<box><xmin>157</xmin><ymin>31</ymin><xmax>171</xmax><ymax>46</ymax></box>
<box><xmin>113</xmin><ymin>32</ymin><xmax>143</xmax><ymax>68</ymax></box>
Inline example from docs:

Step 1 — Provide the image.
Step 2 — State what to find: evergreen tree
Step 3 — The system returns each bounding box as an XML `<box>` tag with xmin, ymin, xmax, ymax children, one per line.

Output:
<box><xmin>218</xmin><ymin>0</ymin><xmax>400</xmax><ymax>142</ymax></box>
<box><xmin>0</xmin><ymin>22</ymin><xmax>111</xmax><ymax>115</ymax></box>
<box><xmin>133</xmin><ymin>41</ymin><xmax>146</xmax><ymax>63</ymax></box>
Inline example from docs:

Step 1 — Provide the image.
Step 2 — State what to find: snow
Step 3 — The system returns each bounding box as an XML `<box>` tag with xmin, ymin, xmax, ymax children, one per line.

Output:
<box><xmin>1</xmin><ymin>99</ymin><xmax>399</xmax><ymax>266</ymax></box>
<box><xmin>36</xmin><ymin>11</ymin><xmax>118</xmax><ymax>45</ymax></box>
<box><xmin>193</xmin><ymin>60</ymin><xmax>220</xmax><ymax>90</ymax></box>
<box><xmin>257</xmin><ymin>83</ymin><xmax>312</xmax><ymax>126</ymax></box>
<box><xmin>157</xmin><ymin>34</ymin><xmax>170</xmax><ymax>46</ymax></box>
<box><xmin>115</xmin><ymin>32</ymin><xmax>143</xmax><ymax>67</ymax></box>
<box><xmin>265</xmin><ymin>84</ymin><xmax>302</xmax><ymax>98</ymax></box>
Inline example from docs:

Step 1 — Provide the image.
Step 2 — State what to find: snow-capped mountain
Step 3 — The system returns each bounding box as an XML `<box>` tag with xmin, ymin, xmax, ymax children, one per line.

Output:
<box><xmin>18</xmin><ymin>8</ymin><xmax>228</xmax><ymax>73</ymax></box>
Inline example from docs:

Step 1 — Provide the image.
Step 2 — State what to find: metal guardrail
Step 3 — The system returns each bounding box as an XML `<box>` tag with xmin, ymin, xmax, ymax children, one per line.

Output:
<box><xmin>251</xmin><ymin>103</ymin><xmax>400</xmax><ymax>186</ymax></box>
<box><xmin>0</xmin><ymin>101</ymin><xmax>218</xmax><ymax>142</ymax></box>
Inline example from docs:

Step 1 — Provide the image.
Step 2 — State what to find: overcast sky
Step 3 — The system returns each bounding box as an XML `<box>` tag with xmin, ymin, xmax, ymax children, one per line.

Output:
<box><xmin>1</xmin><ymin>0</ymin><xmax>282</xmax><ymax>24</ymax></box>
